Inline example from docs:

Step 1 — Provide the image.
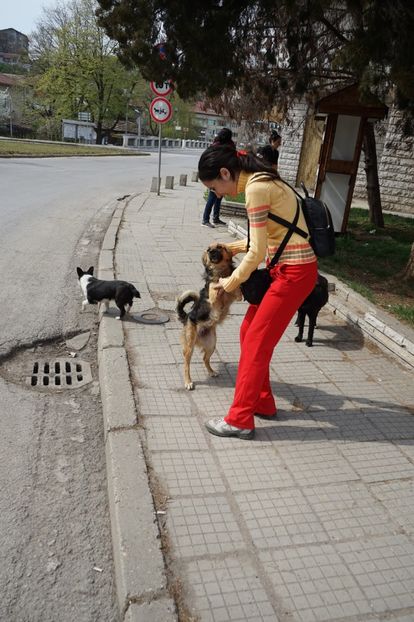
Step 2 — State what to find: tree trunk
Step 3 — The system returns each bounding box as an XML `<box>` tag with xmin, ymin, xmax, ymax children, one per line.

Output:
<box><xmin>401</xmin><ymin>242</ymin><xmax>414</xmax><ymax>280</ymax></box>
<box><xmin>95</xmin><ymin>120</ymin><xmax>103</xmax><ymax>145</ymax></box>
<box><xmin>363</xmin><ymin>121</ymin><xmax>384</xmax><ymax>228</ymax></box>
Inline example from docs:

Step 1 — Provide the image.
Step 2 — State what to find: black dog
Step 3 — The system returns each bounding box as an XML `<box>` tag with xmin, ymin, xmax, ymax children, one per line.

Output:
<box><xmin>77</xmin><ymin>266</ymin><xmax>140</xmax><ymax>319</ymax></box>
<box><xmin>295</xmin><ymin>274</ymin><xmax>329</xmax><ymax>346</ymax></box>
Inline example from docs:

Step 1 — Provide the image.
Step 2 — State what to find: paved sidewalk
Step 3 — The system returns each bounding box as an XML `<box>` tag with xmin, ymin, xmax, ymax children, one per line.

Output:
<box><xmin>99</xmin><ymin>181</ymin><xmax>414</xmax><ymax>622</ymax></box>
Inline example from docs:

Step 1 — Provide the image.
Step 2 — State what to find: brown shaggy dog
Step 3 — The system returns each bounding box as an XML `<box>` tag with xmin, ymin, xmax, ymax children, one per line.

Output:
<box><xmin>176</xmin><ymin>242</ymin><xmax>242</xmax><ymax>390</ymax></box>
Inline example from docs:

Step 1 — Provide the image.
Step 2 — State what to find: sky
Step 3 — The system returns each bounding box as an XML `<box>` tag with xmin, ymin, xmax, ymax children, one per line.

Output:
<box><xmin>2</xmin><ymin>0</ymin><xmax>58</xmax><ymax>36</ymax></box>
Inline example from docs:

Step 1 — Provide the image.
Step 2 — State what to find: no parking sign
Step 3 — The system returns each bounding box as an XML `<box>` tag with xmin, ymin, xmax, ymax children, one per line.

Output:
<box><xmin>149</xmin><ymin>97</ymin><xmax>172</xmax><ymax>124</ymax></box>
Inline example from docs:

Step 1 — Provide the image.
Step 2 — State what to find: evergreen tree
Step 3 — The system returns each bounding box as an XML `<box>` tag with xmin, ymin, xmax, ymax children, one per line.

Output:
<box><xmin>96</xmin><ymin>0</ymin><xmax>414</xmax><ymax>130</ymax></box>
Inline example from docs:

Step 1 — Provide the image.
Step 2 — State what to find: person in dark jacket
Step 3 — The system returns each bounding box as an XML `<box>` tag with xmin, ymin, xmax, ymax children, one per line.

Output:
<box><xmin>258</xmin><ymin>130</ymin><xmax>281</xmax><ymax>170</ymax></box>
<box><xmin>201</xmin><ymin>128</ymin><xmax>236</xmax><ymax>227</ymax></box>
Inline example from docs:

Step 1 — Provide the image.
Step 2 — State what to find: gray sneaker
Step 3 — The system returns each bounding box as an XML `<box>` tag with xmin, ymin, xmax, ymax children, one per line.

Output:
<box><xmin>205</xmin><ymin>417</ymin><xmax>254</xmax><ymax>440</ymax></box>
<box><xmin>201</xmin><ymin>221</ymin><xmax>215</xmax><ymax>228</ymax></box>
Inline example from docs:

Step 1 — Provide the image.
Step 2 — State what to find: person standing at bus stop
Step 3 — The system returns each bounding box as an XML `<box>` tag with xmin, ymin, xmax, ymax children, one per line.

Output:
<box><xmin>201</xmin><ymin>128</ymin><xmax>236</xmax><ymax>227</ymax></box>
<box><xmin>258</xmin><ymin>130</ymin><xmax>281</xmax><ymax>171</ymax></box>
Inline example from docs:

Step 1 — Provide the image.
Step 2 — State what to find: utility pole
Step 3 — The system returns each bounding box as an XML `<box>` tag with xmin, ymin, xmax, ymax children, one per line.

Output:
<box><xmin>6</xmin><ymin>88</ymin><xmax>13</xmax><ymax>137</ymax></box>
<box><xmin>134</xmin><ymin>108</ymin><xmax>141</xmax><ymax>148</ymax></box>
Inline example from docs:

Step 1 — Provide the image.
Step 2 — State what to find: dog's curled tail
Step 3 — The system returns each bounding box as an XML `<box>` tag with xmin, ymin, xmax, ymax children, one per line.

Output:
<box><xmin>129</xmin><ymin>284</ymin><xmax>141</xmax><ymax>298</ymax></box>
<box><xmin>176</xmin><ymin>290</ymin><xmax>199</xmax><ymax>324</ymax></box>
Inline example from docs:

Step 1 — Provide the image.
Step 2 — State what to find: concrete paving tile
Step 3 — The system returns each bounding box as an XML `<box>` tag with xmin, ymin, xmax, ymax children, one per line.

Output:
<box><xmin>316</xmin><ymin>360</ymin><xmax>371</xmax><ymax>383</ymax></box>
<box><xmin>136</xmin><ymin>387</ymin><xmax>193</xmax><ymax>417</ymax></box>
<box><xmin>130</xmin><ymin>361</ymin><xmax>183</xmax><ymax>389</ymax></box>
<box><xmin>287</xmin><ymin>382</ymin><xmax>356</xmax><ymax>411</ymax></box>
<box><xmin>236</xmin><ymin>489</ymin><xmax>327</xmax><ymax>548</ymax></box>
<box><xmin>208</xmin><ymin>426</ymin><xmax>273</xmax><ymax>447</ymax></box>
<box><xmin>366</xmin><ymin>409</ymin><xmax>414</xmax><ymax>439</ymax></box>
<box><xmin>184</xmin><ymin>555</ymin><xmax>279</xmax><ymax>621</ymax></box>
<box><xmin>124</xmin><ymin>338</ymin><xmax>177</xmax><ymax>366</ymax></box>
<box><xmin>339</xmin><ymin>441</ymin><xmax>414</xmax><ymax>482</ymax></box>
<box><xmin>260</xmin><ymin>543</ymin><xmax>371</xmax><ymax>621</ymax></box>
<box><xmin>370</xmin><ymin>479</ymin><xmax>414</xmax><ymax>534</ymax></box>
<box><xmin>332</xmin><ymin>380</ymin><xmax>397</xmax><ymax>409</ymax></box>
<box><xmin>304</xmin><ymin>481</ymin><xmax>393</xmax><ymax>540</ymax></box>
<box><xmin>145</xmin><ymin>416</ymin><xmax>208</xmax><ymax>451</ymax></box>
<box><xmin>277</xmin><ymin>442</ymin><xmax>360</xmax><ymax>486</ymax></box>
<box><xmin>336</xmin><ymin>535</ymin><xmax>414</xmax><ymax>614</ymax></box>
<box><xmin>175</xmin><ymin>361</ymin><xmax>234</xmax><ymax>392</ymax></box>
<box><xmin>354</xmin><ymin>357</ymin><xmax>411</xmax><ymax>382</ymax></box>
<box><xmin>301</xmin><ymin>346</ymin><xmax>348</xmax><ymax>362</ymax></box>
<box><xmin>396</xmin><ymin>440</ymin><xmax>414</xmax><ymax>460</ymax></box>
<box><xmin>215</xmin><ymin>446</ymin><xmax>295</xmax><ymax>491</ymax></box>
<box><xmin>314</xmin><ymin>411</ymin><xmax>386</xmax><ymax>442</ymax></box>
<box><xmin>151</xmin><ymin>450</ymin><xmax>226</xmax><ymax>497</ymax></box>
<box><xmin>166</xmin><ymin>496</ymin><xmax>245</xmax><ymax>558</ymax></box>
<box><xmin>261</xmin><ymin>415</ymin><xmax>331</xmax><ymax>443</ymax></box>
<box><xmin>272</xmin><ymin>361</ymin><xmax>331</xmax><ymax>385</ymax></box>
<box><xmin>383</xmin><ymin>383</ymin><xmax>414</xmax><ymax>407</ymax></box>
<box><xmin>192</xmin><ymin>396</ymin><xmax>236</xmax><ymax>418</ymax></box>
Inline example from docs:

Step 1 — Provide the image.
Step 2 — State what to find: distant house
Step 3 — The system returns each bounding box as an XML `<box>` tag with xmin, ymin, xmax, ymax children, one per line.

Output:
<box><xmin>192</xmin><ymin>102</ymin><xmax>244</xmax><ymax>144</ymax></box>
<box><xmin>62</xmin><ymin>119</ymin><xmax>97</xmax><ymax>144</ymax></box>
<box><xmin>0</xmin><ymin>28</ymin><xmax>29</xmax><ymax>68</ymax></box>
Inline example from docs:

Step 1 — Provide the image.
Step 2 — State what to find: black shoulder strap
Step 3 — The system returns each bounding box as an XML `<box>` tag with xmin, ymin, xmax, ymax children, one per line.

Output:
<box><xmin>246</xmin><ymin>200</ymin><xmax>302</xmax><ymax>269</ymax></box>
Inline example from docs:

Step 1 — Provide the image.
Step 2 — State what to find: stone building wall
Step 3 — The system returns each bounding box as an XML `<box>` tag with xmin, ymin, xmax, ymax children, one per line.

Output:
<box><xmin>376</xmin><ymin>108</ymin><xmax>414</xmax><ymax>214</ymax></box>
<box><xmin>277</xmin><ymin>100</ymin><xmax>309</xmax><ymax>185</ymax></box>
<box><xmin>337</xmin><ymin>108</ymin><xmax>414</xmax><ymax>215</ymax></box>
<box><xmin>282</xmin><ymin>100</ymin><xmax>414</xmax><ymax>216</ymax></box>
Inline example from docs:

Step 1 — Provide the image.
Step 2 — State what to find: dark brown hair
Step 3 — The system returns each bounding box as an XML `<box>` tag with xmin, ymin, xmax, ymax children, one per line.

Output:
<box><xmin>198</xmin><ymin>144</ymin><xmax>279</xmax><ymax>182</ymax></box>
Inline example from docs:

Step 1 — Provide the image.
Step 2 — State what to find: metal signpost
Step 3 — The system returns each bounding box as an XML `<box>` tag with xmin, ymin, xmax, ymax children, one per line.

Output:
<box><xmin>149</xmin><ymin>86</ymin><xmax>173</xmax><ymax>195</ymax></box>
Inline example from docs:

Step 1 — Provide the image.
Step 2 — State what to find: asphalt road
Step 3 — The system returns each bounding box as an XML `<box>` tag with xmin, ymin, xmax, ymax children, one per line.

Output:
<box><xmin>0</xmin><ymin>150</ymin><xmax>202</xmax><ymax>621</ymax></box>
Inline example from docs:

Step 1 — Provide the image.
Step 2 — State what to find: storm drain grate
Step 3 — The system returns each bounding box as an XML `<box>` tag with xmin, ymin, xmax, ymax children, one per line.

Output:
<box><xmin>26</xmin><ymin>358</ymin><xmax>92</xmax><ymax>389</ymax></box>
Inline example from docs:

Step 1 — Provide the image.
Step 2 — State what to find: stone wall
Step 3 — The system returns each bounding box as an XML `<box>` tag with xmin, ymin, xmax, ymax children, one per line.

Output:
<box><xmin>347</xmin><ymin>108</ymin><xmax>413</xmax><ymax>215</ymax></box>
<box><xmin>277</xmin><ymin>101</ymin><xmax>309</xmax><ymax>185</ymax></box>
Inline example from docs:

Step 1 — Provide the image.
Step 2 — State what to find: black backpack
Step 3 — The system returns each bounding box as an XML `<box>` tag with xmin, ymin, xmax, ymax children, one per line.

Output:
<box><xmin>280</xmin><ymin>181</ymin><xmax>335</xmax><ymax>258</ymax></box>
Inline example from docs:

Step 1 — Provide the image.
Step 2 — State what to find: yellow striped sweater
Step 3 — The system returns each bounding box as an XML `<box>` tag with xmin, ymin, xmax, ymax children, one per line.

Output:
<box><xmin>221</xmin><ymin>171</ymin><xmax>316</xmax><ymax>292</ymax></box>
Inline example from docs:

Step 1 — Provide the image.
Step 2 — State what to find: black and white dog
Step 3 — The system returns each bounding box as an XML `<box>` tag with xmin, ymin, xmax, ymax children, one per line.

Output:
<box><xmin>295</xmin><ymin>274</ymin><xmax>329</xmax><ymax>347</ymax></box>
<box><xmin>77</xmin><ymin>266</ymin><xmax>140</xmax><ymax>319</ymax></box>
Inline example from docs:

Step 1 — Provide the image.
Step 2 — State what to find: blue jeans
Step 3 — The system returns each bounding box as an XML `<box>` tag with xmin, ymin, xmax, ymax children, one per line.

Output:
<box><xmin>202</xmin><ymin>190</ymin><xmax>222</xmax><ymax>223</ymax></box>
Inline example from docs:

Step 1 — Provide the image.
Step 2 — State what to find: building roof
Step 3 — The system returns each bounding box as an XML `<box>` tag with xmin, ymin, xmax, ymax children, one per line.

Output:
<box><xmin>192</xmin><ymin>101</ymin><xmax>221</xmax><ymax>117</ymax></box>
<box><xmin>0</xmin><ymin>73</ymin><xmax>23</xmax><ymax>87</ymax></box>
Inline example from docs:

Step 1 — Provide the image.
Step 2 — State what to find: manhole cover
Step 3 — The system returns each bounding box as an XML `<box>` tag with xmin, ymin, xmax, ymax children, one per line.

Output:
<box><xmin>132</xmin><ymin>309</ymin><xmax>170</xmax><ymax>325</ymax></box>
<box><xmin>26</xmin><ymin>358</ymin><xmax>93</xmax><ymax>389</ymax></box>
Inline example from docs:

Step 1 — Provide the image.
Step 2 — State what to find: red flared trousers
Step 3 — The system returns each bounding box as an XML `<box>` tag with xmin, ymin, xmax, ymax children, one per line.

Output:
<box><xmin>225</xmin><ymin>260</ymin><xmax>318</xmax><ymax>430</ymax></box>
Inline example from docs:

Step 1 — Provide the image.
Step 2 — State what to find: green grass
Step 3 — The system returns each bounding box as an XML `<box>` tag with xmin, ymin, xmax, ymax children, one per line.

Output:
<box><xmin>0</xmin><ymin>138</ymin><xmax>147</xmax><ymax>157</ymax></box>
<box><xmin>319</xmin><ymin>208</ymin><xmax>414</xmax><ymax>327</ymax></box>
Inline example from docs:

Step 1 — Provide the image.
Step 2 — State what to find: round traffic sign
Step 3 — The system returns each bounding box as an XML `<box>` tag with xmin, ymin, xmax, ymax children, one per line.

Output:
<box><xmin>150</xmin><ymin>80</ymin><xmax>173</xmax><ymax>96</ymax></box>
<box><xmin>149</xmin><ymin>97</ymin><xmax>173</xmax><ymax>124</ymax></box>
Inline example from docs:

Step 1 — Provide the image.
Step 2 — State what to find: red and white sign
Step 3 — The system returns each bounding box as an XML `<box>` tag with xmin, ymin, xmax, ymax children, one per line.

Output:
<box><xmin>149</xmin><ymin>97</ymin><xmax>173</xmax><ymax>124</ymax></box>
<box><xmin>150</xmin><ymin>80</ymin><xmax>173</xmax><ymax>97</ymax></box>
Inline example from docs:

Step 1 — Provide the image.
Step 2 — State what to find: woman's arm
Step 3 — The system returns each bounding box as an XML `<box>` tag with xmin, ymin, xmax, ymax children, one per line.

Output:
<box><xmin>220</xmin><ymin>182</ymin><xmax>270</xmax><ymax>292</ymax></box>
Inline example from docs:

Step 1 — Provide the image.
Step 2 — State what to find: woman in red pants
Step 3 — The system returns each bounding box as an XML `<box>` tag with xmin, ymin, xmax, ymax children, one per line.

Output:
<box><xmin>198</xmin><ymin>145</ymin><xmax>318</xmax><ymax>439</ymax></box>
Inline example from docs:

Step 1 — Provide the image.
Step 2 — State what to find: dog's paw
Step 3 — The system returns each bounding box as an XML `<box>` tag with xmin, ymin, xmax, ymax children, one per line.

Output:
<box><xmin>208</xmin><ymin>370</ymin><xmax>219</xmax><ymax>377</ymax></box>
<box><xmin>305</xmin><ymin>341</ymin><xmax>313</xmax><ymax>347</ymax></box>
<box><xmin>185</xmin><ymin>382</ymin><xmax>195</xmax><ymax>391</ymax></box>
<box><xmin>115</xmin><ymin>316</ymin><xmax>121</xmax><ymax>320</ymax></box>
<box><xmin>234</xmin><ymin>288</ymin><xmax>243</xmax><ymax>301</ymax></box>
<box><xmin>294</xmin><ymin>336</ymin><xmax>303</xmax><ymax>342</ymax></box>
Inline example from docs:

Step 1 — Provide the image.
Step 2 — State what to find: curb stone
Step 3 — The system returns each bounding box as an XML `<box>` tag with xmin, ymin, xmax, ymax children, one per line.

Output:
<box><xmin>124</xmin><ymin>598</ymin><xmax>177</xmax><ymax>622</ymax></box>
<box><xmin>97</xmin><ymin>196</ymin><xmax>175</xmax><ymax>620</ymax></box>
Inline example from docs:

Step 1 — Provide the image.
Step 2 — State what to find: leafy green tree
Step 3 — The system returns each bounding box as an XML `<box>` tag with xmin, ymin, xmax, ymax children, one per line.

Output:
<box><xmin>96</xmin><ymin>0</ymin><xmax>414</xmax><ymax>126</ymax></box>
<box><xmin>29</xmin><ymin>0</ymin><xmax>144</xmax><ymax>143</ymax></box>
